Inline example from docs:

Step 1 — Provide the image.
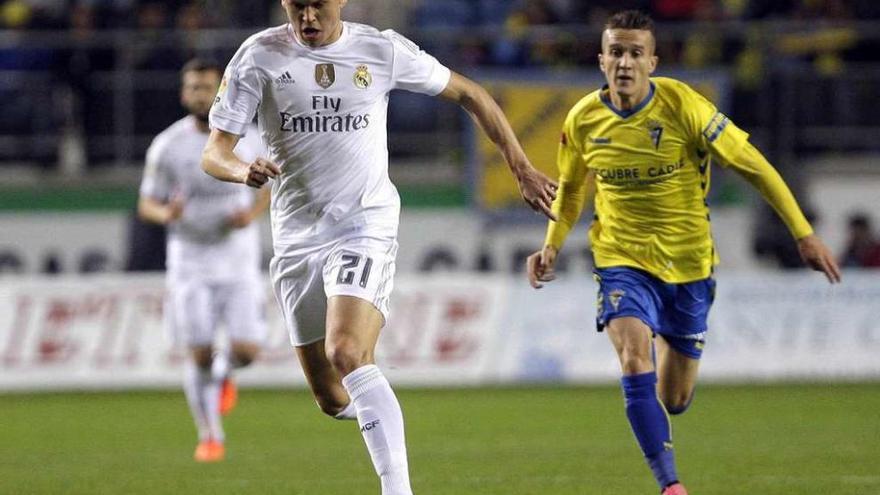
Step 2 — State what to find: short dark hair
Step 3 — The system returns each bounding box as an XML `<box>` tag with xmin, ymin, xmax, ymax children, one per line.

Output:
<box><xmin>180</xmin><ymin>58</ymin><xmax>223</xmax><ymax>78</ymax></box>
<box><xmin>605</xmin><ymin>10</ymin><xmax>655</xmax><ymax>34</ymax></box>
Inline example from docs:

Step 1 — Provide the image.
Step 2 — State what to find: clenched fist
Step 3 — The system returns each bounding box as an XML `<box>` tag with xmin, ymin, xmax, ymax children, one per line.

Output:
<box><xmin>242</xmin><ymin>158</ymin><xmax>281</xmax><ymax>188</ymax></box>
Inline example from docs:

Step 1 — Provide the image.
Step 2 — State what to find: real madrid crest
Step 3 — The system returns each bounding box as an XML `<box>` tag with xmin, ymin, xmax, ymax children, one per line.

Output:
<box><xmin>315</xmin><ymin>63</ymin><xmax>335</xmax><ymax>89</ymax></box>
<box><xmin>353</xmin><ymin>64</ymin><xmax>372</xmax><ymax>89</ymax></box>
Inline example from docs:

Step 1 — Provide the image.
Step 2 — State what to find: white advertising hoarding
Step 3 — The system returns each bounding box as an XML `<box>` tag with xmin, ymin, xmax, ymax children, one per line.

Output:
<box><xmin>1</xmin><ymin>272</ymin><xmax>878</xmax><ymax>391</ymax></box>
<box><xmin>0</xmin><ymin>275</ymin><xmax>512</xmax><ymax>391</ymax></box>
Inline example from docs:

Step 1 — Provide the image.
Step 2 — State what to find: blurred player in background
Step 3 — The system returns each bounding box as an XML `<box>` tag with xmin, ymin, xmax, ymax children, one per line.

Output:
<box><xmin>138</xmin><ymin>58</ymin><xmax>270</xmax><ymax>463</ymax></box>
<box><xmin>202</xmin><ymin>0</ymin><xmax>557</xmax><ymax>492</ymax></box>
<box><xmin>526</xmin><ymin>10</ymin><xmax>841</xmax><ymax>495</ymax></box>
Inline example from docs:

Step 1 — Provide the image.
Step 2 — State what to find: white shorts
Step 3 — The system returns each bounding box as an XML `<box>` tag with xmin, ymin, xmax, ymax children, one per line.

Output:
<box><xmin>165</xmin><ymin>273</ymin><xmax>268</xmax><ymax>347</ymax></box>
<box><xmin>270</xmin><ymin>235</ymin><xmax>398</xmax><ymax>346</ymax></box>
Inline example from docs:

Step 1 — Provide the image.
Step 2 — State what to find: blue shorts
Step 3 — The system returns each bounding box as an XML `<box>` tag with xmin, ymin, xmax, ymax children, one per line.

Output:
<box><xmin>594</xmin><ymin>267</ymin><xmax>716</xmax><ymax>360</ymax></box>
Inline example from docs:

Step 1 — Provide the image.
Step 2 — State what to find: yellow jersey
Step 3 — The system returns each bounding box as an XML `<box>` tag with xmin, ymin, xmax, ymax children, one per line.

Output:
<box><xmin>546</xmin><ymin>77</ymin><xmax>812</xmax><ymax>283</ymax></box>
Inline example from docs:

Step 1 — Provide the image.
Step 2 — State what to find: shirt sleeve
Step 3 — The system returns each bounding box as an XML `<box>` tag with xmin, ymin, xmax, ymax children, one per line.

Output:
<box><xmin>683</xmin><ymin>82</ymin><xmax>750</xmax><ymax>165</ymax></box>
<box><xmin>683</xmin><ymin>82</ymin><xmax>813</xmax><ymax>240</ymax></box>
<box><xmin>209</xmin><ymin>42</ymin><xmax>265</xmax><ymax>136</ymax></box>
<box><xmin>383</xmin><ymin>30</ymin><xmax>451</xmax><ymax>96</ymax></box>
<box><xmin>727</xmin><ymin>142</ymin><xmax>814</xmax><ymax>239</ymax></box>
<box><xmin>544</xmin><ymin>111</ymin><xmax>590</xmax><ymax>249</ymax></box>
<box><xmin>139</xmin><ymin>139</ymin><xmax>172</xmax><ymax>202</ymax></box>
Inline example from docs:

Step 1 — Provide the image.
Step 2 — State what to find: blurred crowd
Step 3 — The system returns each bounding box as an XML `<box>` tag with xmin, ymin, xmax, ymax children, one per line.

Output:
<box><xmin>4</xmin><ymin>0</ymin><xmax>880</xmax><ymax>69</ymax></box>
<box><xmin>3</xmin><ymin>0</ymin><xmax>880</xmax><ymax>167</ymax></box>
<box><xmin>407</xmin><ymin>0</ymin><xmax>879</xmax><ymax>69</ymax></box>
<box><xmin>5</xmin><ymin>0</ymin><xmax>880</xmax><ymax>30</ymax></box>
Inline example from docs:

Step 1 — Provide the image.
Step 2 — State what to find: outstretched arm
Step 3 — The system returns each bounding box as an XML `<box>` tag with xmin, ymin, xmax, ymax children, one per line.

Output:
<box><xmin>202</xmin><ymin>129</ymin><xmax>280</xmax><ymax>188</ymax></box>
<box><xmin>527</xmin><ymin>172</ymin><xmax>596</xmax><ymax>288</ymax></box>
<box><xmin>726</xmin><ymin>142</ymin><xmax>841</xmax><ymax>283</ymax></box>
<box><xmin>438</xmin><ymin>72</ymin><xmax>558</xmax><ymax>220</ymax></box>
<box><xmin>544</xmin><ymin>171</ymin><xmax>595</xmax><ymax>252</ymax></box>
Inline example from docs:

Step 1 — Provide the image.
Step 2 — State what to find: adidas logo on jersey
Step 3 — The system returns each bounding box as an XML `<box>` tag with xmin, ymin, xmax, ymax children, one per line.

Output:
<box><xmin>275</xmin><ymin>71</ymin><xmax>296</xmax><ymax>88</ymax></box>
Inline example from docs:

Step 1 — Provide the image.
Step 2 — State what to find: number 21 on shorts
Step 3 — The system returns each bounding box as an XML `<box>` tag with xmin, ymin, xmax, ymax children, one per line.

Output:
<box><xmin>336</xmin><ymin>254</ymin><xmax>373</xmax><ymax>288</ymax></box>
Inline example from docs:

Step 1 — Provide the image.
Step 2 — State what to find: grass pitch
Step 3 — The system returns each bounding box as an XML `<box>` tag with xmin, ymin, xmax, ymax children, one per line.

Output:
<box><xmin>1</xmin><ymin>384</ymin><xmax>878</xmax><ymax>495</ymax></box>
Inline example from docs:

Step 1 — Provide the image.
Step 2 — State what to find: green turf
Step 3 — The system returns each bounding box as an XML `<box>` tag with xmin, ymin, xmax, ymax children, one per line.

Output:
<box><xmin>1</xmin><ymin>384</ymin><xmax>878</xmax><ymax>494</ymax></box>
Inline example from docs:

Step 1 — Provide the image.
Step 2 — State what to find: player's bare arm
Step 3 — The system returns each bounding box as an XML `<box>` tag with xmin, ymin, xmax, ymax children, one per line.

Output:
<box><xmin>525</xmin><ymin>175</ymin><xmax>590</xmax><ymax>289</ymax></box>
<box><xmin>527</xmin><ymin>170</ymin><xmax>595</xmax><ymax>289</ymax></box>
<box><xmin>202</xmin><ymin>129</ymin><xmax>280</xmax><ymax>188</ymax></box>
<box><xmin>137</xmin><ymin>195</ymin><xmax>183</xmax><ymax>226</ymax></box>
<box><xmin>438</xmin><ymin>71</ymin><xmax>558</xmax><ymax>220</ymax></box>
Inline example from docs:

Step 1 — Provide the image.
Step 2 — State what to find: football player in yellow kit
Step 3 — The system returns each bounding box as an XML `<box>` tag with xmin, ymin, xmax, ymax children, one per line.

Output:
<box><xmin>526</xmin><ymin>10</ymin><xmax>841</xmax><ymax>495</ymax></box>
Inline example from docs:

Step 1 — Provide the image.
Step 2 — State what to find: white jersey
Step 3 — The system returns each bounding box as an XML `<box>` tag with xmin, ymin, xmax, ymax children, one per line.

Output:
<box><xmin>209</xmin><ymin>22</ymin><xmax>451</xmax><ymax>256</ymax></box>
<box><xmin>140</xmin><ymin>115</ymin><xmax>265</xmax><ymax>281</ymax></box>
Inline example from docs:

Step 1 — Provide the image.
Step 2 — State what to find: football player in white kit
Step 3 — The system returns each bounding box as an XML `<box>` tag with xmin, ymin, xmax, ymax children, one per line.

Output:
<box><xmin>202</xmin><ymin>1</ymin><xmax>558</xmax><ymax>493</ymax></box>
<box><xmin>138</xmin><ymin>59</ymin><xmax>270</xmax><ymax>463</ymax></box>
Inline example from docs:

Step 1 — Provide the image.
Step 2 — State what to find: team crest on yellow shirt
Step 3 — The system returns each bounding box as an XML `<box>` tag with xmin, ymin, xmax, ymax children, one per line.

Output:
<box><xmin>315</xmin><ymin>63</ymin><xmax>336</xmax><ymax>89</ymax></box>
<box><xmin>646</xmin><ymin>119</ymin><xmax>664</xmax><ymax>150</ymax></box>
<box><xmin>353</xmin><ymin>64</ymin><xmax>372</xmax><ymax>89</ymax></box>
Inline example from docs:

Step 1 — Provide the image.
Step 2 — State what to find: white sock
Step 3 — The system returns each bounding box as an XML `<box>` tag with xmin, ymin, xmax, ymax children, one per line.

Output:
<box><xmin>342</xmin><ymin>365</ymin><xmax>412</xmax><ymax>495</ymax></box>
<box><xmin>190</xmin><ymin>355</ymin><xmax>224</xmax><ymax>443</ymax></box>
<box><xmin>183</xmin><ymin>360</ymin><xmax>211</xmax><ymax>442</ymax></box>
<box><xmin>211</xmin><ymin>351</ymin><xmax>230</xmax><ymax>382</ymax></box>
<box><xmin>334</xmin><ymin>400</ymin><xmax>357</xmax><ymax>420</ymax></box>
<box><xmin>203</xmin><ymin>371</ymin><xmax>224</xmax><ymax>442</ymax></box>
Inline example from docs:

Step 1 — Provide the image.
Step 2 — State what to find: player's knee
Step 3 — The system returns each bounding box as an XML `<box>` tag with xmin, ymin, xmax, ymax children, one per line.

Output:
<box><xmin>313</xmin><ymin>394</ymin><xmax>347</xmax><ymax>417</ymax></box>
<box><xmin>325</xmin><ymin>337</ymin><xmax>369</xmax><ymax>376</ymax></box>
<box><xmin>665</xmin><ymin>401</ymin><xmax>690</xmax><ymax>415</ymax></box>
<box><xmin>662</xmin><ymin>391</ymin><xmax>694</xmax><ymax>415</ymax></box>
<box><xmin>231</xmin><ymin>348</ymin><xmax>258</xmax><ymax>368</ymax></box>
<box><xmin>618</xmin><ymin>350</ymin><xmax>653</xmax><ymax>375</ymax></box>
<box><xmin>191</xmin><ymin>348</ymin><xmax>213</xmax><ymax>370</ymax></box>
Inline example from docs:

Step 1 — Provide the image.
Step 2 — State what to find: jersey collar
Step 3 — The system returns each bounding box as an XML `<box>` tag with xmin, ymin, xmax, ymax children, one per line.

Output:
<box><xmin>600</xmin><ymin>81</ymin><xmax>656</xmax><ymax>119</ymax></box>
<box><xmin>288</xmin><ymin>21</ymin><xmax>350</xmax><ymax>50</ymax></box>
